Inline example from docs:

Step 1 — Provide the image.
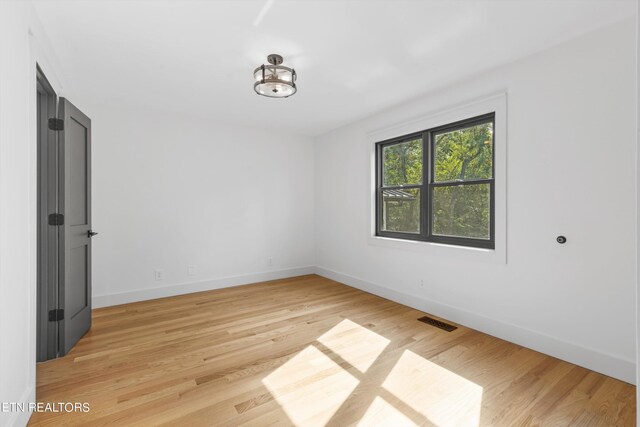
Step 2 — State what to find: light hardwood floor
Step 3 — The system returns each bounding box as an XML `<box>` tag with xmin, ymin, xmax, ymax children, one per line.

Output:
<box><xmin>30</xmin><ymin>275</ymin><xmax>635</xmax><ymax>426</ymax></box>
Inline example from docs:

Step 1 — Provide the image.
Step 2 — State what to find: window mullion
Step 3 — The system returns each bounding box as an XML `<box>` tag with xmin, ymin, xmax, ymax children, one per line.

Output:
<box><xmin>431</xmin><ymin>180</ymin><xmax>494</xmax><ymax>190</ymax></box>
<box><xmin>431</xmin><ymin>178</ymin><xmax>493</xmax><ymax>187</ymax></box>
<box><xmin>380</xmin><ymin>184</ymin><xmax>422</xmax><ymax>191</ymax></box>
<box><xmin>423</xmin><ymin>131</ymin><xmax>430</xmax><ymax>241</ymax></box>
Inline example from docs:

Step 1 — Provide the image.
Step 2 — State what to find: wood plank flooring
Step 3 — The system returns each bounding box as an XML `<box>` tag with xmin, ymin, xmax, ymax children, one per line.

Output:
<box><xmin>30</xmin><ymin>275</ymin><xmax>635</xmax><ymax>426</ymax></box>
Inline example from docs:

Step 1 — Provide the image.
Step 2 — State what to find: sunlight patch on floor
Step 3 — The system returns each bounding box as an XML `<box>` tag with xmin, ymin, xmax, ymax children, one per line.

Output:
<box><xmin>263</xmin><ymin>320</ymin><xmax>482</xmax><ymax>426</ymax></box>
<box><xmin>382</xmin><ymin>350</ymin><xmax>483</xmax><ymax>427</ymax></box>
<box><xmin>317</xmin><ymin>318</ymin><xmax>390</xmax><ymax>373</ymax></box>
<box><xmin>358</xmin><ymin>396</ymin><xmax>417</xmax><ymax>426</ymax></box>
<box><xmin>262</xmin><ymin>344</ymin><xmax>359</xmax><ymax>426</ymax></box>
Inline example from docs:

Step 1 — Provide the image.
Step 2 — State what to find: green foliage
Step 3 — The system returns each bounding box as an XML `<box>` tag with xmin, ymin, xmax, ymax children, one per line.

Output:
<box><xmin>383</xmin><ymin>139</ymin><xmax>422</xmax><ymax>186</ymax></box>
<box><xmin>432</xmin><ymin>184</ymin><xmax>490</xmax><ymax>239</ymax></box>
<box><xmin>382</xmin><ymin>189</ymin><xmax>420</xmax><ymax>234</ymax></box>
<box><xmin>432</xmin><ymin>123</ymin><xmax>492</xmax><ymax>238</ymax></box>
<box><xmin>382</xmin><ymin>122</ymin><xmax>493</xmax><ymax>238</ymax></box>
<box><xmin>381</xmin><ymin>139</ymin><xmax>422</xmax><ymax>233</ymax></box>
<box><xmin>434</xmin><ymin>123</ymin><xmax>493</xmax><ymax>182</ymax></box>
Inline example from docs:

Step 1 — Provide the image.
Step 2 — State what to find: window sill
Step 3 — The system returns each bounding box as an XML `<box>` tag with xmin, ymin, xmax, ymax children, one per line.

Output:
<box><xmin>367</xmin><ymin>235</ymin><xmax>505</xmax><ymax>264</ymax></box>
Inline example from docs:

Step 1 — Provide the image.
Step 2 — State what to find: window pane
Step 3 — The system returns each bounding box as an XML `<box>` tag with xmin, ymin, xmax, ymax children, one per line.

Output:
<box><xmin>383</xmin><ymin>139</ymin><xmax>422</xmax><ymax>186</ymax></box>
<box><xmin>432</xmin><ymin>183</ymin><xmax>490</xmax><ymax>239</ymax></box>
<box><xmin>381</xmin><ymin>188</ymin><xmax>420</xmax><ymax>234</ymax></box>
<box><xmin>434</xmin><ymin>121</ymin><xmax>493</xmax><ymax>182</ymax></box>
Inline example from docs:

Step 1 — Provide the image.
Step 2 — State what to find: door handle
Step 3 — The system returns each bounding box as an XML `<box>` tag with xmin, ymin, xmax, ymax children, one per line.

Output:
<box><xmin>88</xmin><ymin>230</ymin><xmax>98</xmax><ymax>238</ymax></box>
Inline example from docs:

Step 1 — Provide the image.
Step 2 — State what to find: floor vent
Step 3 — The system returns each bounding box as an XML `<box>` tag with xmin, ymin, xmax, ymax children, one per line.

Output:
<box><xmin>417</xmin><ymin>316</ymin><xmax>457</xmax><ymax>332</ymax></box>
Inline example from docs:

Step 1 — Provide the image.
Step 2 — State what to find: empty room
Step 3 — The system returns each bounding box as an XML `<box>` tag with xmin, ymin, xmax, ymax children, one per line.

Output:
<box><xmin>0</xmin><ymin>0</ymin><xmax>638</xmax><ymax>426</ymax></box>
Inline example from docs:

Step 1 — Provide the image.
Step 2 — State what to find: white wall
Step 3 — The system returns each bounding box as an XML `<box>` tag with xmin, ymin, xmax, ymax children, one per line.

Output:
<box><xmin>0</xmin><ymin>5</ymin><xmax>32</xmax><ymax>426</ymax></box>
<box><xmin>0</xmin><ymin>2</ymin><xmax>70</xmax><ymax>426</ymax></box>
<box><xmin>315</xmin><ymin>19</ymin><xmax>637</xmax><ymax>383</ymax></box>
<box><xmin>89</xmin><ymin>105</ymin><xmax>315</xmax><ymax>307</ymax></box>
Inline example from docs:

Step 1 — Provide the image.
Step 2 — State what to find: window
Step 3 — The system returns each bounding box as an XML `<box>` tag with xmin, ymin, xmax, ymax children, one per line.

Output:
<box><xmin>376</xmin><ymin>113</ymin><xmax>495</xmax><ymax>249</ymax></box>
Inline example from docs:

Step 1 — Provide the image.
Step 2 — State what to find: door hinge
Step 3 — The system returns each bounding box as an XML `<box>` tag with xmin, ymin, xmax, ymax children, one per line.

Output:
<box><xmin>48</xmin><ymin>309</ymin><xmax>64</xmax><ymax>322</ymax></box>
<box><xmin>48</xmin><ymin>118</ymin><xmax>64</xmax><ymax>131</ymax></box>
<box><xmin>48</xmin><ymin>213</ymin><xmax>64</xmax><ymax>226</ymax></box>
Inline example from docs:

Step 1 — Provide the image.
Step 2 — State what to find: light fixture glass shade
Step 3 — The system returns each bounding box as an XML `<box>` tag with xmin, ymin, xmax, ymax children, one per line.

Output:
<box><xmin>253</xmin><ymin>55</ymin><xmax>297</xmax><ymax>98</ymax></box>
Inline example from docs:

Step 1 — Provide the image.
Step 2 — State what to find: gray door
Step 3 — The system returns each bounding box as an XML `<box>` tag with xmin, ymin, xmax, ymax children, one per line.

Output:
<box><xmin>58</xmin><ymin>98</ymin><xmax>93</xmax><ymax>355</ymax></box>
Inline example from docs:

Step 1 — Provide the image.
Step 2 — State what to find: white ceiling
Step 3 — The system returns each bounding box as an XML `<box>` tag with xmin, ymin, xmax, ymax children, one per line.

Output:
<box><xmin>33</xmin><ymin>0</ymin><xmax>635</xmax><ymax>136</ymax></box>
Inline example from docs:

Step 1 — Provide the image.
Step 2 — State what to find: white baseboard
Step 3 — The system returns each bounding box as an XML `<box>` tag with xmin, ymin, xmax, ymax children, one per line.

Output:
<box><xmin>314</xmin><ymin>266</ymin><xmax>636</xmax><ymax>385</ymax></box>
<box><xmin>92</xmin><ymin>266</ymin><xmax>316</xmax><ymax>308</ymax></box>
<box><xmin>2</xmin><ymin>385</ymin><xmax>34</xmax><ymax>427</ymax></box>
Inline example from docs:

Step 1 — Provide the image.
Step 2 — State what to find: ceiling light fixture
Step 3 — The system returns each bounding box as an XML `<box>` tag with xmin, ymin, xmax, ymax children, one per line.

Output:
<box><xmin>253</xmin><ymin>54</ymin><xmax>297</xmax><ymax>98</ymax></box>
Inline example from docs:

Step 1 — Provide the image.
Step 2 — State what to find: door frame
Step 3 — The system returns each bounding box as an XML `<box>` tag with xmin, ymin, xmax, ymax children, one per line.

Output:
<box><xmin>36</xmin><ymin>65</ymin><xmax>59</xmax><ymax>361</ymax></box>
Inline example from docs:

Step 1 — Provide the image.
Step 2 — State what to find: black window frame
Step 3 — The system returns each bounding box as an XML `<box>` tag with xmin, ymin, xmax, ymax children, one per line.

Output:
<box><xmin>375</xmin><ymin>113</ymin><xmax>495</xmax><ymax>249</ymax></box>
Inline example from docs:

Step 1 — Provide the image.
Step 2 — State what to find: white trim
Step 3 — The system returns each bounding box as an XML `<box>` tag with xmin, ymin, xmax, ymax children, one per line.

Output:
<box><xmin>366</xmin><ymin>92</ymin><xmax>508</xmax><ymax>264</ymax></box>
<box><xmin>5</xmin><ymin>385</ymin><xmax>34</xmax><ymax>427</ymax></box>
<box><xmin>92</xmin><ymin>266</ymin><xmax>316</xmax><ymax>308</ymax></box>
<box><xmin>314</xmin><ymin>266</ymin><xmax>636</xmax><ymax>385</ymax></box>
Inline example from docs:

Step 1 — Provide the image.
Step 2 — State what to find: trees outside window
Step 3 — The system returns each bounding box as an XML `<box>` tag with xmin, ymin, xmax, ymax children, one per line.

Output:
<box><xmin>376</xmin><ymin>113</ymin><xmax>495</xmax><ymax>249</ymax></box>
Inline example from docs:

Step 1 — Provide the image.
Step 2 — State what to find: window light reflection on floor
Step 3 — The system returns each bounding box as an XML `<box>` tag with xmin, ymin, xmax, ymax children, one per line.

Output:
<box><xmin>262</xmin><ymin>344</ymin><xmax>359</xmax><ymax>426</ymax></box>
<box><xmin>317</xmin><ymin>318</ymin><xmax>390</xmax><ymax>373</ymax></box>
<box><xmin>262</xmin><ymin>319</ymin><xmax>483</xmax><ymax>427</ymax></box>
<box><xmin>381</xmin><ymin>349</ymin><xmax>483</xmax><ymax>426</ymax></box>
<box><xmin>358</xmin><ymin>396</ymin><xmax>417</xmax><ymax>426</ymax></box>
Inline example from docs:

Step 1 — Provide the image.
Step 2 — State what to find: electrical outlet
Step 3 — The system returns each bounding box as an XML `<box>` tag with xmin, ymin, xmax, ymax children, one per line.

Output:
<box><xmin>267</xmin><ymin>257</ymin><xmax>273</xmax><ymax>267</ymax></box>
<box><xmin>188</xmin><ymin>265</ymin><xmax>196</xmax><ymax>276</ymax></box>
<box><xmin>155</xmin><ymin>270</ymin><xmax>163</xmax><ymax>281</ymax></box>
<box><xmin>420</xmin><ymin>279</ymin><xmax>424</xmax><ymax>288</ymax></box>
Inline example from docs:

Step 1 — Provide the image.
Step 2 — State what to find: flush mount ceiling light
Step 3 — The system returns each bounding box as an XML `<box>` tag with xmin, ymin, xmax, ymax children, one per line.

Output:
<box><xmin>253</xmin><ymin>54</ymin><xmax>297</xmax><ymax>98</ymax></box>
